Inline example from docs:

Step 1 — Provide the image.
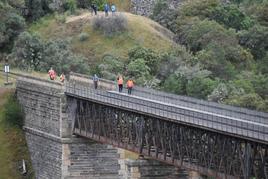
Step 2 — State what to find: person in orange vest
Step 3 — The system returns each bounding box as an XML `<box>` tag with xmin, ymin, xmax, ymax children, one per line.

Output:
<box><xmin>60</xmin><ymin>73</ymin><xmax>65</xmax><ymax>83</ymax></box>
<box><xmin>48</xmin><ymin>67</ymin><xmax>56</xmax><ymax>80</ymax></box>
<box><xmin>127</xmin><ymin>79</ymin><xmax>134</xmax><ymax>95</ymax></box>
<box><xmin>117</xmin><ymin>75</ymin><xmax>123</xmax><ymax>92</ymax></box>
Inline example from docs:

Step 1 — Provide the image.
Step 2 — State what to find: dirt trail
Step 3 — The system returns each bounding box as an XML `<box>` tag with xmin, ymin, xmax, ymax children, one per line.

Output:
<box><xmin>66</xmin><ymin>12</ymin><xmax>107</xmax><ymax>23</ymax></box>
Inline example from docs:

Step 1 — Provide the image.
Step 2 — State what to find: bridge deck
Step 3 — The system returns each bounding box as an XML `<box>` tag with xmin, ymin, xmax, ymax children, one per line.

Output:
<box><xmin>65</xmin><ymin>81</ymin><xmax>268</xmax><ymax>144</ymax></box>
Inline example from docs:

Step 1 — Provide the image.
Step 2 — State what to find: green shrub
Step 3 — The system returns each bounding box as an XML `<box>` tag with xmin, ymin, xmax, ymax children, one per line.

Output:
<box><xmin>92</xmin><ymin>14</ymin><xmax>128</xmax><ymax>36</ymax></box>
<box><xmin>79</xmin><ymin>32</ymin><xmax>89</xmax><ymax>41</ymax></box>
<box><xmin>10</xmin><ymin>32</ymin><xmax>44</xmax><ymax>71</ymax></box>
<box><xmin>210</xmin><ymin>4</ymin><xmax>254</xmax><ymax>30</ymax></box>
<box><xmin>186</xmin><ymin>77</ymin><xmax>218</xmax><ymax>99</ymax></box>
<box><xmin>128</xmin><ymin>46</ymin><xmax>161</xmax><ymax>75</ymax></box>
<box><xmin>163</xmin><ymin>74</ymin><xmax>187</xmax><ymax>95</ymax></box>
<box><xmin>127</xmin><ymin>58</ymin><xmax>150</xmax><ymax>78</ymax></box>
<box><xmin>225</xmin><ymin>93</ymin><xmax>267</xmax><ymax>111</ymax></box>
<box><xmin>41</xmin><ymin>39</ymin><xmax>90</xmax><ymax>74</ymax></box>
<box><xmin>239</xmin><ymin>25</ymin><xmax>268</xmax><ymax>59</ymax></box>
<box><xmin>65</xmin><ymin>0</ymin><xmax>77</xmax><ymax>14</ymax></box>
<box><xmin>98</xmin><ymin>54</ymin><xmax>124</xmax><ymax>80</ymax></box>
<box><xmin>11</xmin><ymin>33</ymin><xmax>90</xmax><ymax>74</ymax></box>
<box><xmin>151</xmin><ymin>0</ymin><xmax>168</xmax><ymax>18</ymax></box>
<box><xmin>55</xmin><ymin>13</ymin><xmax>66</xmax><ymax>23</ymax></box>
<box><xmin>4</xmin><ymin>94</ymin><xmax>24</xmax><ymax>128</ymax></box>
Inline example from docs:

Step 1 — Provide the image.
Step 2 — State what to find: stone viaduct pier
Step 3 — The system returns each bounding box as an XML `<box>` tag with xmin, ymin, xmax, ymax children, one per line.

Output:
<box><xmin>15</xmin><ymin>73</ymin><xmax>268</xmax><ymax>179</ymax></box>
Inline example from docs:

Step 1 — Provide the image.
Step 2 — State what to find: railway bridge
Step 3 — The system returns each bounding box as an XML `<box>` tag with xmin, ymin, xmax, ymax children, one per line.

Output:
<box><xmin>15</xmin><ymin>72</ymin><xmax>268</xmax><ymax>179</ymax></box>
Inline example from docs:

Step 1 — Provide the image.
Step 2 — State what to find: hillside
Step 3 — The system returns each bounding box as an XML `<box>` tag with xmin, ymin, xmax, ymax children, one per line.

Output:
<box><xmin>29</xmin><ymin>11</ymin><xmax>175</xmax><ymax>63</ymax></box>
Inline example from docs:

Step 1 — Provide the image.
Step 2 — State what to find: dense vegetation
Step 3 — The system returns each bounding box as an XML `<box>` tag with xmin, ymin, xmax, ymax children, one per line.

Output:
<box><xmin>148</xmin><ymin>0</ymin><xmax>268</xmax><ymax>111</ymax></box>
<box><xmin>0</xmin><ymin>89</ymin><xmax>34</xmax><ymax>178</ymax></box>
<box><xmin>1</xmin><ymin>0</ymin><xmax>268</xmax><ymax>112</ymax></box>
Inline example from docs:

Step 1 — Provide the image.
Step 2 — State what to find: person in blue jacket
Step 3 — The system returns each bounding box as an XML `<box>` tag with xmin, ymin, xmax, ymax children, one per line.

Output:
<box><xmin>104</xmin><ymin>3</ymin><xmax>109</xmax><ymax>17</ymax></box>
<box><xmin>111</xmin><ymin>4</ymin><xmax>116</xmax><ymax>15</ymax></box>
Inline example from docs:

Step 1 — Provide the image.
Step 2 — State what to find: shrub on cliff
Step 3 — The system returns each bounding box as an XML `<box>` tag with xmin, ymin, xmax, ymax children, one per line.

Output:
<box><xmin>4</xmin><ymin>94</ymin><xmax>24</xmax><ymax>128</ymax></box>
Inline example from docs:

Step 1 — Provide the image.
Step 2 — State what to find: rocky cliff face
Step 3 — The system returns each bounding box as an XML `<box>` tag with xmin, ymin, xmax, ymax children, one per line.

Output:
<box><xmin>130</xmin><ymin>0</ymin><xmax>182</xmax><ymax>16</ymax></box>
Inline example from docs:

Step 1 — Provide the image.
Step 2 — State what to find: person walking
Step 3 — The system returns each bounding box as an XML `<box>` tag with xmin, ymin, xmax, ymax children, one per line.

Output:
<box><xmin>111</xmin><ymin>4</ymin><xmax>116</xmax><ymax>15</ymax></box>
<box><xmin>104</xmin><ymin>3</ymin><xmax>109</xmax><ymax>17</ymax></box>
<box><xmin>91</xmin><ymin>4</ymin><xmax>97</xmax><ymax>15</ymax></box>
<box><xmin>48</xmin><ymin>67</ymin><xmax>56</xmax><ymax>80</ymax></box>
<box><xmin>127</xmin><ymin>79</ymin><xmax>134</xmax><ymax>95</ymax></box>
<box><xmin>117</xmin><ymin>75</ymin><xmax>123</xmax><ymax>92</ymax></box>
<box><xmin>92</xmin><ymin>74</ymin><xmax>99</xmax><ymax>89</ymax></box>
<box><xmin>60</xmin><ymin>73</ymin><xmax>65</xmax><ymax>83</ymax></box>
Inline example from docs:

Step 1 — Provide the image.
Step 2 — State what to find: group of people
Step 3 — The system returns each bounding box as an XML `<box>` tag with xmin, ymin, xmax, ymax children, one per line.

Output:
<box><xmin>49</xmin><ymin>68</ymin><xmax>134</xmax><ymax>94</ymax></box>
<box><xmin>48</xmin><ymin>68</ymin><xmax>65</xmax><ymax>83</ymax></box>
<box><xmin>117</xmin><ymin>75</ymin><xmax>134</xmax><ymax>95</ymax></box>
<box><xmin>92</xmin><ymin>74</ymin><xmax>134</xmax><ymax>95</ymax></box>
<box><xmin>90</xmin><ymin>3</ymin><xmax>117</xmax><ymax>16</ymax></box>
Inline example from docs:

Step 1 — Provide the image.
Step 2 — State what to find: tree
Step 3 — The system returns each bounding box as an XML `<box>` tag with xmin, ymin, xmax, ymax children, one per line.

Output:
<box><xmin>162</xmin><ymin>74</ymin><xmax>187</xmax><ymax>95</ymax></box>
<box><xmin>186</xmin><ymin>77</ymin><xmax>218</xmax><ymax>99</ymax></box>
<box><xmin>10</xmin><ymin>32</ymin><xmax>43</xmax><ymax>71</ymax></box>
<box><xmin>210</xmin><ymin>4</ymin><xmax>254</xmax><ymax>30</ymax></box>
<box><xmin>239</xmin><ymin>25</ymin><xmax>268</xmax><ymax>59</ymax></box>
<box><xmin>41</xmin><ymin>39</ymin><xmax>89</xmax><ymax>74</ymax></box>
<box><xmin>98</xmin><ymin>55</ymin><xmax>124</xmax><ymax>80</ymax></box>
<box><xmin>0</xmin><ymin>1</ymin><xmax>25</xmax><ymax>52</ymax></box>
<box><xmin>128</xmin><ymin>46</ymin><xmax>161</xmax><ymax>75</ymax></box>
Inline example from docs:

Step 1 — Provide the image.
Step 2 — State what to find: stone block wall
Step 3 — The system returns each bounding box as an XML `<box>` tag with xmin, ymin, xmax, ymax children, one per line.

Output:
<box><xmin>16</xmin><ymin>77</ymin><xmax>63</xmax><ymax>137</ymax></box>
<box><xmin>16</xmin><ymin>76</ymin><xmax>64</xmax><ymax>179</ymax></box>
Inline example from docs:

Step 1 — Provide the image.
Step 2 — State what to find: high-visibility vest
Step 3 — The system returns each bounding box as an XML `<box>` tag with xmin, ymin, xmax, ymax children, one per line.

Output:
<box><xmin>127</xmin><ymin>80</ymin><xmax>133</xmax><ymax>88</ymax></box>
<box><xmin>118</xmin><ymin>77</ymin><xmax>123</xmax><ymax>85</ymax></box>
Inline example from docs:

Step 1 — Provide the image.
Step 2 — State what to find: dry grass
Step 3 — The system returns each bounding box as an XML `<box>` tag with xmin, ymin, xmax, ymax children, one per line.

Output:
<box><xmin>29</xmin><ymin>11</ymin><xmax>175</xmax><ymax>64</ymax></box>
<box><xmin>0</xmin><ymin>90</ymin><xmax>33</xmax><ymax>179</ymax></box>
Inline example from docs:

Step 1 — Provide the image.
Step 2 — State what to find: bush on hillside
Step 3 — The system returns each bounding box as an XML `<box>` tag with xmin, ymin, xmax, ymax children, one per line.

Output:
<box><xmin>157</xmin><ymin>46</ymin><xmax>193</xmax><ymax>80</ymax></box>
<box><xmin>239</xmin><ymin>25</ymin><xmax>268</xmax><ymax>59</ymax></box>
<box><xmin>128</xmin><ymin>46</ymin><xmax>161</xmax><ymax>75</ymax></box>
<box><xmin>0</xmin><ymin>1</ymin><xmax>25</xmax><ymax>52</ymax></box>
<box><xmin>25</xmin><ymin>0</ymin><xmax>52</xmax><ymax>21</ymax></box>
<box><xmin>4</xmin><ymin>94</ymin><xmax>24</xmax><ymax>128</ymax></box>
<box><xmin>98</xmin><ymin>55</ymin><xmax>124</xmax><ymax>80</ymax></box>
<box><xmin>41</xmin><ymin>39</ymin><xmax>89</xmax><ymax>74</ymax></box>
<box><xmin>11</xmin><ymin>32</ymin><xmax>90</xmax><ymax>74</ymax></box>
<box><xmin>92</xmin><ymin>14</ymin><xmax>128</xmax><ymax>36</ymax></box>
<box><xmin>224</xmin><ymin>93</ymin><xmax>267</xmax><ymax>111</ymax></box>
<box><xmin>180</xmin><ymin>0</ymin><xmax>219</xmax><ymax>19</ymax></box>
<box><xmin>79</xmin><ymin>32</ymin><xmax>89</xmax><ymax>41</ymax></box>
<box><xmin>65</xmin><ymin>0</ymin><xmax>77</xmax><ymax>14</ymax></box>
<box><xmin>163</xmin><ymin>74</ymin><xmax>187</xmax><ymax>95</ymax></box>
<box><xmin>10</xmin><ymin>32</ymin><xmax>44</xmax><ymax>71</ymax></box>
<box><xmin>55</xmin><ymin>13</ymin><xmax>66</xmax><ymax>23</ymax></box>
<box><xmin>186</xmin><ymin>77</ymin><xmax>218</xmax><ymax>99</ymax></box>
<box><xmin>210</xmin><ymin>4</ymin><xmax>254</xmax><ymax>30</ymax></box>
<box><xmin>151</xmin><ymin>0</ymin><xmax>168</xmax><ymax>18</ymax></box>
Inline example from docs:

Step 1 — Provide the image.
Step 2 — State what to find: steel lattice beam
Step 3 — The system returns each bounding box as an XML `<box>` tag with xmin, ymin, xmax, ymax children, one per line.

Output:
<box><xmin>68</xmin><ymin>97</ymin><xmax>268</xmax><ymax>178</ymax></box>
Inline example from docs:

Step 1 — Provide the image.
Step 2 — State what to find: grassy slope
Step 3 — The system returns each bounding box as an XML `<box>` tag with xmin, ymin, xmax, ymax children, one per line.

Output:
<box><xmin>29</xmin><ymin>11</ymin><xmax>174</xmax><ymax>64</ymax></box>
<box><xmin>0</xmin><ymin>67</ymin><xmax>50</xmax><ymax>178</ymax></box>
<box><xmin>0</xmin><ymin>89</ymin><xmax>32</xmax><ymax>179</ymax></box>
